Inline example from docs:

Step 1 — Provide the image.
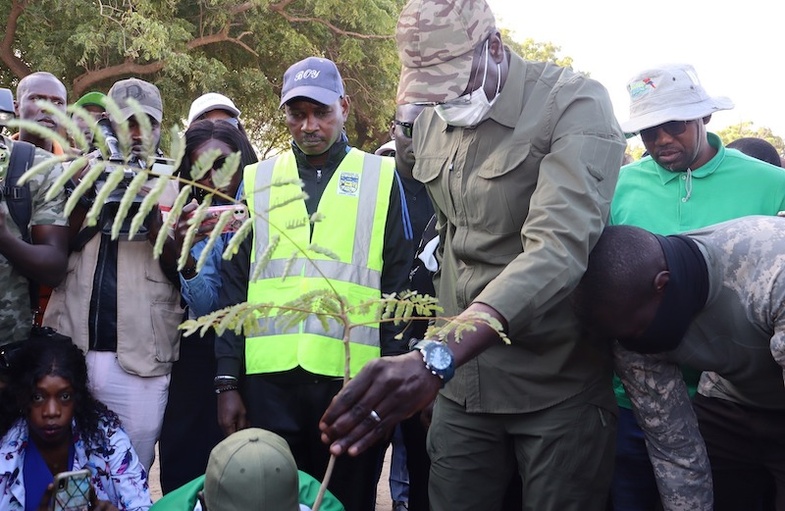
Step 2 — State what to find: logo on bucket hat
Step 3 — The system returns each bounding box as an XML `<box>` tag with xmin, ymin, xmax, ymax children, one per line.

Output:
<box><xmin>395</xmin><ymin>0</ymin><xmax>496</xmax><ymax>105</ymax></box>
<box><xmin>279</xmin><ymin>57</ymin><xmax>345</xmax><ymax>107</ymax></box>
<box><xmin>107</xmin><ymin>78</ymin><xmax>163</xmax><ymax>123</ymax></box>
<box><xmin>620</xmin><ymin>63</ymin><xmax>733</xmax><ymax>135</ymax></box>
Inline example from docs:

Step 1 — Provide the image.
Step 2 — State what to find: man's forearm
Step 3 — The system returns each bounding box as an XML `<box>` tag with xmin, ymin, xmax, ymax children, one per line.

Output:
<box><xmin>614</xmin><ymin>344</ymin><xmax>713</xmax><ymax>511</ymax></box>
<box><xmin>0</xmin><ymin>235</ymin><xmax>67</xmax><ymax>286</ymax></box>
<box><xmin>442</xmin><ymin>302</ymin><xmax>509</xmax><ymax>367</ymax></box>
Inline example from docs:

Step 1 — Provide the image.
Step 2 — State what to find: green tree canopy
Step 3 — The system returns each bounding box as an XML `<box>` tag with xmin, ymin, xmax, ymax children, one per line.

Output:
<box><xmin>1</xmin><ymin>0</ymin><xmax>405</xmax><ymax>154</ymax></box>
<box><xmin>716</xmin><ymin>121</ymin><xmax>785</xmax><ymax>159</ymax></box>
<box><xmin>2</xmin><ymin>0</ymin><xmax>580</xmax><ymax>154</ymax></box>
<box><xmin>501</xmin><ymin>30</ymin><xmax>574</xmax><ymax>70</ymax></box>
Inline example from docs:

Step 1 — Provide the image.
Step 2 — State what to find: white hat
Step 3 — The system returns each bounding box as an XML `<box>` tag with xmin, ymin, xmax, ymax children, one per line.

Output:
<box><xmin>374</xmin><ymin>140</ymin><xmax>396</xmax><ymax>156</ymax></box>
<box><xmin>620</xmin><ymin>64</ymin><xmax>734</xmax><ymax>134</ymax></box>
<box><xmin>187</xmin><ymin>93</ymin><xmax>241</xmax><ymax>126</ymax></box>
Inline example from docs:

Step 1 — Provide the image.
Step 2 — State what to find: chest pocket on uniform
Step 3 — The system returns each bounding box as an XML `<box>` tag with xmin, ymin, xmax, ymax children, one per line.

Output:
<box><xmin>474</xmin><ymin>142</ymin><xmax>535</xmax><ymax>236</ymax></box>
<box><xmin>412</xmin><ymin>152</ymin><xmax>452</xmax><ymax>219</ymax></box>
<box><xmin>412</xmin><ymin>152</ymin><xmax>450</xmax><ymax>184</ymax></box>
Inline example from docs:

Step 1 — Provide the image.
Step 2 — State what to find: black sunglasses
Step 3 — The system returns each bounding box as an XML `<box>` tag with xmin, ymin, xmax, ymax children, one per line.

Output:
<box><xmin>191</xmin><ymin>156</ymin><xmax>229</xmax><ymax>202</ymax></box>
<box><xmin>640</xmin><ymin>120</ymin><xmax>691</xmax><ymax>143</ymax></box>
<box><xmin>394</xmin><ymin>120</ymin><xmax>414</xmax><ymax>139</ymax></box>
<box><xmin>211</xmin><ymin>156</ymin><xmax>228</xmax><ymax>171</ymax></box>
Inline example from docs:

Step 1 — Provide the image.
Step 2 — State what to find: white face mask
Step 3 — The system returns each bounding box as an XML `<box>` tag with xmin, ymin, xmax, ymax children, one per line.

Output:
<box><xmin>435</xmin><ymin>40</ymin><xmax>501</xmax><ymax>127</ymax></box>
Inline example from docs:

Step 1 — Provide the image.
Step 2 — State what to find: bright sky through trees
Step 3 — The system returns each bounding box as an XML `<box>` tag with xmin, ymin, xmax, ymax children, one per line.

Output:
<box><xmin>487</xmin><ymin>0</ymin><xmax>784</xmax><ymax>138</ymax></box>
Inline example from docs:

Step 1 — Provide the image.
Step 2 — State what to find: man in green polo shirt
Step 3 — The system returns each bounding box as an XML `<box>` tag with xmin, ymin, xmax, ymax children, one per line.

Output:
<box><xmin>609</xmin><ymin>63</ymin><xmax>785</xmax><ymax>511</ymax></box>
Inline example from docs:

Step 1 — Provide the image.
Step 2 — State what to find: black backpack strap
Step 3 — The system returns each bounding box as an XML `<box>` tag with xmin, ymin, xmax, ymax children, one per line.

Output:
<box><xmin>2</xmin><ymin>140</ymin><xmax>38</xmax><ymax>318</ymax></box>
<box><xmin>70</xmin><ymin>224</ymin><xmax>100</xmax><ymax>252</ymax></box>
<box><xmin>3</xmin><ymin>140</ymin><xmax>36</xmax><ymax>242</ymax></box>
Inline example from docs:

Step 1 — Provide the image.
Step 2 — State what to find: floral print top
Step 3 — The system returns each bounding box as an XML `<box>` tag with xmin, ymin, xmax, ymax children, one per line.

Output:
<box><xmin>0</xmin><ymin>416</ymin><xmax>152</xmax><ymax>510</ymax></box>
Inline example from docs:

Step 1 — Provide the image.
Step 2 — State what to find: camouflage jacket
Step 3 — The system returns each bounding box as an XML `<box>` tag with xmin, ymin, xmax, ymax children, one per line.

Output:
<box><xmin>615</xmin><ymin>214</ymin><xmax>785</xmax><ymax>511</ymax></box>
<box><xmin>0</xmin><ymin>136</ymin><xmax>68</xmax><ymax>343</ymax></box>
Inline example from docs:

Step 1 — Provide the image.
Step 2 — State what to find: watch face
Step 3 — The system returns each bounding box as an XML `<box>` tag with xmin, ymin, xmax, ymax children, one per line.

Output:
<box><xmin>428</xmin><ymin>345</ymin><xmax>452</xmax><ymax>371</ymax></box>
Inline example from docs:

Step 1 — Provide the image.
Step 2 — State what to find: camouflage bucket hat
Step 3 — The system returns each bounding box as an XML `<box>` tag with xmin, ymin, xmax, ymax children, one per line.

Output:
<box><xmin>396</xmin><ymin>0</ymin><xmax>496</xmax><ymax>105</ymax></box>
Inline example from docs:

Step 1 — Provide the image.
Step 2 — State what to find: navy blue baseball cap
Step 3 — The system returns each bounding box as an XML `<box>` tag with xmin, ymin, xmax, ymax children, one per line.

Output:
<box><xmin>279</xmin><ymin>57</ymin><xmax>345</xmax><ymax>107</ymax></box>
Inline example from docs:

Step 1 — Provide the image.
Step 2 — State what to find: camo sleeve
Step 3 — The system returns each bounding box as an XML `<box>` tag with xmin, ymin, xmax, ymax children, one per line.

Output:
<box><xmin>29</xmin><ymin>150</ymin><xmax>68</xmax><ymax>227</ymax></box>
<box><xmin>613</xmin><ymin>342</ymin><xmax>713</xmax><ymax>511</ymax></box>
<box><xmin>768</xmin><ymin>279</ymin><xmax>785</xmax><ymax>388</ymax></box>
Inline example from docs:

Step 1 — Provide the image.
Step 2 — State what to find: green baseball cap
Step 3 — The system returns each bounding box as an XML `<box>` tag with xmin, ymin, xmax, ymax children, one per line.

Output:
<box><xmin>74</xmin><ymin>91</ymin><xmax>106</xmax><ymax>110</ymax></box>
<box><xmin>204</xmin><ymin>428</ymin><xmax>299</xmax><ymax>511</ymax></box>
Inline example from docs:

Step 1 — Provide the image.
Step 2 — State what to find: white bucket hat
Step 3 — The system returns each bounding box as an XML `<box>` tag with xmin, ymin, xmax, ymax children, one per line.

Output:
<box><xmin>620</xmin><ymin>63</ymin><xmax>734</xmax><ymax>134</ymax></box>
<box><xmin>187</xmin><ymin>92</ymin><xmax>241</xmax><ymax>126</ymax></box>
<box><xmin>374</xmin><ymin>140</ymin><xmax>396</xmax><ymax>156</ymax></box>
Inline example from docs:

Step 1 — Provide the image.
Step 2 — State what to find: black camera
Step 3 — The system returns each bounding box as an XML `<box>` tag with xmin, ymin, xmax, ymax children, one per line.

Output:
<box><xmin>94</xmin><ymin>117</ymin><xmax>151</xmax><ymax>241</ymax></box>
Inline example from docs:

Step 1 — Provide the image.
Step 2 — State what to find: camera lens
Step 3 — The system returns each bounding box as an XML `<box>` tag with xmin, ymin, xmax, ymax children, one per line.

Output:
<box><xmin>58</xmin><ymin>479</ymin><xmax>66</xmax><ymax>489</ymax></box>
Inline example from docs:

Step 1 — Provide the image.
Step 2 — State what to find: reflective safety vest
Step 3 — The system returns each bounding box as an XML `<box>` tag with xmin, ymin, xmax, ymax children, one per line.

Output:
<box><xmin>244</xmin><ymin>148</ymin><xmax>395</xmax><ymax>377</ymax></box>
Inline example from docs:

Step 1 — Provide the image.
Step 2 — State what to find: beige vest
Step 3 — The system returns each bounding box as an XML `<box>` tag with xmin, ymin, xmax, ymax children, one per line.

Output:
<box><xmin>44</xmin><ymin>183</ymin><xmax>184</xmax><ymax>377</ymax></box>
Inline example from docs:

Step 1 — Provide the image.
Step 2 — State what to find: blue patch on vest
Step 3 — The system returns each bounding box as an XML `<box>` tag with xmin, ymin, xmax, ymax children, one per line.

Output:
<box><xmin>338</xmin><ymin>172</ymin><xmax>360</xmax><ymax>196</ymax></box>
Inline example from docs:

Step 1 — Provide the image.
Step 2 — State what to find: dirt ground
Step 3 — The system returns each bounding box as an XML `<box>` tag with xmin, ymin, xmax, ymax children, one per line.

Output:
<box><xmin>148</xmin><ymin>443</ymin><xmax>394</xmax><ymax>510</ymax></box>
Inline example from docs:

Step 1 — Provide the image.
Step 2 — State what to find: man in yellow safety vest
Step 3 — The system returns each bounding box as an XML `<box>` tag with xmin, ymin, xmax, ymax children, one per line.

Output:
<box><xmin>212</xmin><ymin>56</ymin><xmax>412</xmax><ymax>511</ymax></box>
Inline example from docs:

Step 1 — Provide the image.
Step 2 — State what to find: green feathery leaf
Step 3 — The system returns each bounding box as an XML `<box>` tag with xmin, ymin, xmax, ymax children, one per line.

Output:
<box><xmin>169</xmin><ymin>125</ymin><xmax>186</xmax><ymax>172</ymax></box>
<box><xmin>6</xmin><ymin>119</ymin><xmax>72</xmax><ymax>162</ymax></box>
<box><xmin>223</xmin><ymin>217</ymin><xmax>255</xmax><ymax>260</ymax></box>
<box><xmin>249</xmin><ymin>233</ymin><xmax>279</xmax><ymax>282</ymax></box>
<box><xmin>177</xmin><ymin>197</ymin><xmax>212</xmax><ymax>270</ymax></box>
<box><xmin>152</xmin><ymin>185</ymin><xmax>192</xmax><ymax>258</ymax></box>
<box><xmin>42</xmin><ymin>103</ymin><xmax>88</xmax><ymax>155</ymax></box>
<box><xmin>190</xmin><ymin>148</ymin><xmax>222</xmax><ymax>182</ymax></box>
<box><xmin>44</xmin><ymin>156</ymin><xmax>87</xmax><ymax>202</ymax></box>
<box><xmin>128</xmin><ymin>174</ymin><xmax>172</xmax><ymax>238</ymax></box>
<box><xmin>269</xmin><ymin>191</ymin><xmax>309</xmax><ymax>212</ymax></box>
<box><xmin>194</xmin><ymin>207</ymin><xmax>236</xmax><ymax>271</ymax></box>
<box><xmin>212</xmin><ymin>151</ymin><xmax>241</xmax><ymax>190</ymax></box>
<box><xmin>281</xmin><ymin>251</ymin><xmax>301</xmax><ymax>281</ymax></box>
<box><xmin>285</xmin><ymin>216</ymin><xmax>310</xmax><ymax>230</ymax></box>
<box><xmin>112</xmin><ymin>171</ymin><xmax>150</xmax><ymax>240</ymax></box>
<box><xmin>65</xmin><ymin>104</ymin><xmax>100</xmax><ymax>154</ymax></box>
<box><xmin>64</xmin><ymin>160</ymin><xmax>106</xmax><ymax>217</ymax></box>
<box><xmin>86</xmin><ymin>165</ymin><xmax>127</xmax><ymax>228</ymax></box>
<box><xmin>307</xmin><ymin>243</ymin><xmax>340</xmax><ymax>261</ymax></box>
<box><xmin>16</xmin><ymin>152</ymin><xmax>69</xmax><ymax>188</ymax></box>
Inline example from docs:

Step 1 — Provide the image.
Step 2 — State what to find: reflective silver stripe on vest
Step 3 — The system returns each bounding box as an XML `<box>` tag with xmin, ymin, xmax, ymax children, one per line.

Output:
<box><xmin>249</xmin><ymin>157</ymin><xmax>278</xmax><ymax>250</ymax></box>
<box><xmin>351</xmin><ymin>154</ymin><xmax>381</xmax><ymax>269</ymax></box>
<box><xmin>258</xmin><ymin>258</ymin><xmax>379</xmax><ymax>288</ymax></box>
<box><xmin>249</xmin><ymin>152</ymin><xmax>384</xmax><ymax>346</ymax></box>
<box><xmin>251</xmin><ymin>314</ymin><xmax>375</xmax><ymax>345</ymax></box>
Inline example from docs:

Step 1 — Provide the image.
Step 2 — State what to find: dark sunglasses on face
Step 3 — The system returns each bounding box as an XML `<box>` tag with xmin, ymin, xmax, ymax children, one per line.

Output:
<box><xmin>191</xmin><ymin>156</ymin><xmax>228</xmax><ymax>202</ymax></box>
<box><xmin>394</xmin><ymin>120</ymin><xmax>414</xmax><ymax>139</ymax></box>
<box><xmin>639</xmin><ymin>120</ymin><xmax>690</xmax><ymax>143</ymax></box>
<box><xmin>211</xmin><ymin>156</ymin><xmax>227</xmax><ymax>171</ymax></box>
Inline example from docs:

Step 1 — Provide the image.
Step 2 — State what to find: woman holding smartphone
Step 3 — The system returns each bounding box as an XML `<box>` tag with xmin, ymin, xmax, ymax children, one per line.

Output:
<box><xmin>157</xmin><ymin>118</ymin><xmax>258</xmax><ymax>494</ymax></box>
<box><xmin>0</xmin><ymin>336</ymin><xmax>151</xmax><ymax>510</ymax></box>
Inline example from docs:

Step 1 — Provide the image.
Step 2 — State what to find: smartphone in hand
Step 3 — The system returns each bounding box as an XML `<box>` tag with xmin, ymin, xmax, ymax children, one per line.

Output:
<box><xmin>51</xmin><ymin>469</ymin><xmax>91</xmax><ymax>511</ymax></box>
<box><xmin>190</xmin><ymin>204</ymin><xmax>249</xmax><ymax>234</ymax></box>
